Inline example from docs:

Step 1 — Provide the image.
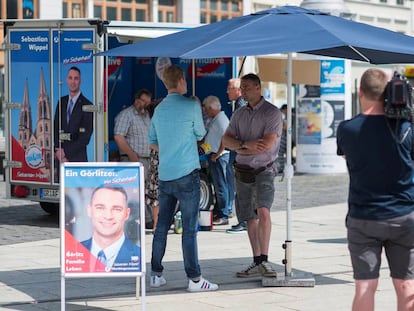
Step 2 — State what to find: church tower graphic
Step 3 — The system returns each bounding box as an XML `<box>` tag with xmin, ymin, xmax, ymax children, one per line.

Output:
<box><xmin>18</xmin><ymin>79</ymin><xmax>33</xmax><ymax>149</ymax></box>
<box><xmin>35</xmin><ymin>67</ymin><xmax>51</xmax><ymax>169</ymax></box>
<box><xmin>18</xmin><ymin>67</ymin><xmax>51</xmax><ymax>171</ymax></box>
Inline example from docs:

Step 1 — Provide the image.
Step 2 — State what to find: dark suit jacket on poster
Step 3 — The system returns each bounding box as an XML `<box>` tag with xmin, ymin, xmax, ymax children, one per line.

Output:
<box><xmin>81</xmin><ymin>237</ymin><xmax>141</xmax><ymax>272</ymax></box>
<box><xmin>53</xmin><ymin>93</ymin><xmax>93</xmax><ymax>161</ymax></box>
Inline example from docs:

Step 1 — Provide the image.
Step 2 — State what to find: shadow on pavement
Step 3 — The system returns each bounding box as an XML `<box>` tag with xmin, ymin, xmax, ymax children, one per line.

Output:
<box><xmin>0</xmin><ymin>257</ymin><xmax>353</xmax><ymax>310</ymax></box>
<box><xmin>0</xmin><ymin>204</ymin><xmax>58</xmax><ymax>226</ymax></box>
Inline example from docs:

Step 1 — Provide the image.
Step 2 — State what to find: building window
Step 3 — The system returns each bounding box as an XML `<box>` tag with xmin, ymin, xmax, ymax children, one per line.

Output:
<box><xmin>3</xmin><ymin>0</ymin><xmax>39</xmax><ymax>19</ymax></box>
<box><xmin>395</xmin><ymin>19</ymin><xmax>407</xmax><ymax>25</ymax></box>
<box><xmin>121</xmin><ymin>8</ymin><xmax>131</xmax><ymax>20</ymax></box>
<box><xmin>200</xmin><ymin>0</ymin><xmax>242</xmax><ymax>23</ymax></box>
<box><xmin>23</xmin><ymin>0</ymin><xmax>34</xmax><ymax>19</ymax></box>
<box><xmin>166</xmin><ymin>11</ymin><xmax>174</xmax><ymax>22</ymax></box>
<box><xmin>107</xmin><ymin>6</ymin><xmax>117</xmax><ymax>20</ymax></box>
<box><xmin>72</xmin><ymin>3</ymin><xmax>81</xmax><ymax>18</ymax></box>
<box><xmin>94</xmin><ymin>5</ymin><xmax>102</xmax><ymax>18</ymax></box>
<box><xmin>159</xmin><ymin>0</ymin><xmax>174</xmax><ymax>5</ymax></box>
<box><xmin>377</xmin><ymin>17</ymin><xmax>391</xmax><ymax>23</ymax></box>
<box><xmin>136</xmin><ymin>9</ymin><xmax>146</xmax><ymax>21</ymax></box>
<box><xmin>210</xmin><ymin>0</ymin><xmax>217</xmax><ymax>10</ymax></box>
<box><xmin>200</xmin><ymin>12</ymin><xmax>206</xmax><ymax>23</ymax></box>
<box><xmin>63</xmin><ymin>3</ymin><xmax>68</xmax><ymax>17</ymax></box>
<box><xmin>93</xmin><ymin>0</ymin><xmax>150</xmax><ymax>21</ymax></box>
<box><xmin>397</xmin><ymin>0</ymin><xmax>404</xmax><ymax>5</ymax></box>
<box><xmin>159</xmin><ymin>0</ymin><xmax>176</xmax><ymax>22</ymax></box>
<box><xmin>62</xmin><ymin>0</ymin><xmax>83</xmax><ymax>18</ymax></box>
<box><xmin>231</xmin><ymin>0</ymin><xmax>239</xmax><ymax>12</ymax></box>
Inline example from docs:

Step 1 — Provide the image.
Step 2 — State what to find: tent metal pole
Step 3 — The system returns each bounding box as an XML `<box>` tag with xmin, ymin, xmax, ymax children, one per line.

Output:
<box><xmin>285</xmin><ymin>52</ymin><xmax>293</xmax><ymax>276</ymax></box>
<box><xmin>192</xmin><ymin>59</ymin><xmax>196</xmax><ymax>96</ymax></box>
<box><xmin>262</xmin><ymin>53</ymin><xmax>314</xmax><ymax>287</ymax></box>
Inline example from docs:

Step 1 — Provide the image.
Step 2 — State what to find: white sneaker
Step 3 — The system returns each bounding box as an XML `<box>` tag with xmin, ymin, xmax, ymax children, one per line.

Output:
<box><xmin>150</xmin><ymin>275</ymin><xmax>166</xmax><ymax>288</ymax></box>
<box><xmin>187</xmin><ymin>276</ymin><xmax>218</xmax><ymax>292</ymax></box>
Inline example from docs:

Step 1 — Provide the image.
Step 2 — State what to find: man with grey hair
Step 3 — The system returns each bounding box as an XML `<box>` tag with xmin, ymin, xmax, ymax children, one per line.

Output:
<box><xmin>227</xmin><ymin>78</ymin><xmax>247</xmax><ymax>111</ymax></box>
<box><xmin>202</xmin><ymin>95</ymin><xmax>231</xmax><ymax>226</ymax></box>
<box><xmin>226</xmin><ymin>78</ymin><xmax>247</xmax><ymax>233</ymax></box>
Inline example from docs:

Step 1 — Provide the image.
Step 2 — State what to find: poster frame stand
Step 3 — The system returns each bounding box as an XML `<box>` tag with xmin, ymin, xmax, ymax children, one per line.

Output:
<box><xmin>59</xmin><ymin>162</ymin><xmax>146</xmax><ymax>310</ymax></box>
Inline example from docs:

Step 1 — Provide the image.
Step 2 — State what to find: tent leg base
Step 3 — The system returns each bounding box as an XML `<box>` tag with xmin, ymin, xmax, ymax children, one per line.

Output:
<box><xmin>262</xmin><ymin>272</ymin><xmax>315</xmax><ymax>287</ymax></box>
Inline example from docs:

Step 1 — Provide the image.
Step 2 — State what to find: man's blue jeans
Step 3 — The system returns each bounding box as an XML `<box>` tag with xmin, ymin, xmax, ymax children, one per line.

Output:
<box><xmin>227</xmin><ymin>150</ymin><xmax>236</xmax><ymax>216</ymax></box>
<box><xmin>151</xmin><ymin>170</ymin><xmax>201</xmax><ymax>279</ymax></box>
<box><xmin>208</xmin><ymin>152</ymin><xmax>230</xmax><ymax>219</ymax></box>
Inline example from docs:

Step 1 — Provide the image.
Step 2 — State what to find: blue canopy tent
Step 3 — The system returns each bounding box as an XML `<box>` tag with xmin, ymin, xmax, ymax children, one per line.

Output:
<box><xmin>97</xmin><ymin>5</ymin><xmax>414</xmax><ymax>287</ymax></box>
<box><xmin>97</xmin><ymin>6</ymin><xmax>414</xmax><ymax>64</ymax></box>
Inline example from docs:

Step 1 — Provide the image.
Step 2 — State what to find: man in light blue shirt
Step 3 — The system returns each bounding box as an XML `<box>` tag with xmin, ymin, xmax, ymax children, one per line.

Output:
<box><xmin>148</xmin><ymin>96</ymin><xmax>205</xmax><ymax>181</ymax></box>
<box><xmin>148</xmin><ymin>65</ymin><xmax>218</xmax><ymax>292</ymax></box>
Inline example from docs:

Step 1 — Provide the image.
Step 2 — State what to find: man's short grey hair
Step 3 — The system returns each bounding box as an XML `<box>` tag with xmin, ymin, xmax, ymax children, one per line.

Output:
<box><xmin>203</xmin><ymin>95</ymin><xmax>221</xmax><ymax>110</ymax></box>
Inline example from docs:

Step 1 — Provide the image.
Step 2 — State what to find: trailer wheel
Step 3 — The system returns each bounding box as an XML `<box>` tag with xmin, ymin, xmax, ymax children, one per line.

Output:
<box><xmin>40</xmin><ymin>202</ymin><xmax>59</xmax><ymax>216</ymax></box>
<box><xmin>199</xmin><ymin>171</ymin><xmax>214</xmax><ymax>211</ymax></box>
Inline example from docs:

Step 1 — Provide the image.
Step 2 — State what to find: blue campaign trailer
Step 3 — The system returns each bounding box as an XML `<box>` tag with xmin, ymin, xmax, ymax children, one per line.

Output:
<box><xmin>2</xmin><ymin>19</ymin><xmax>237</xmax><ymax>214</ymax></box>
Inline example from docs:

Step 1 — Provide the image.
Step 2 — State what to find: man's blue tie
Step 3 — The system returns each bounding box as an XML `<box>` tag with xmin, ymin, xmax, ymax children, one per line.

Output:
<box><xmin>67</xmin><ymin>98</ymin><xmax>74</xmax><ymax>123</ymax></box>
<box><xmin>97</xmin><ymin>250</ymin><xmax>107</xmax><ymax>266</ymax></box>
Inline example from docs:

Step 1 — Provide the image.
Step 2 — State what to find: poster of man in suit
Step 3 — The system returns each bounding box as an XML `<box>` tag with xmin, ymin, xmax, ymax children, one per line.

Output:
<box><xmin>62</xmin><ymin>163</ymin><xmax>144</xmax><ymax>276</ymax></box>
<box><xmin>52</xmin><ymin>29</ymin><xmax>95</xmax><ymax>183</ymax></box>
<box><xmin>53</xmin><ymin>66</ymin><xmax>93</xmax><ymax>163</ymax></box>
<box><xmin>8</xmin><ymin>27</ymin><xmax>95</xmax><ymax>184</ymax></box>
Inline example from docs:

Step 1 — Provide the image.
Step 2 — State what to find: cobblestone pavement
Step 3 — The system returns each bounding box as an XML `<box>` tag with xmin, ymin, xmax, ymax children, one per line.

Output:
<box><xmin>0</xmin><ymin>173</ymin><xmax>349</xmax><ymax>246</ymax></box>
<box><xmin>273</xmin><ymin>172</ymin><xmax>349</xmax><ymax>210</ymax></box>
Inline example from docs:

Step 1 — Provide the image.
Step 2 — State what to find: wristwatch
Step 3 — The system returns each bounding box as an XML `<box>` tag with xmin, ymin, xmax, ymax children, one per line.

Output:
<box><xmin>239</xmin><ymin>140</ymin><xmax>246</xmax><ymax>149</ymax></box>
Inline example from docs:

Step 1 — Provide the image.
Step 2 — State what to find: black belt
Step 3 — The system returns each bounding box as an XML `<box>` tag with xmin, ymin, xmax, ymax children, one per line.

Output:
<box><xmin>234</xmin><ymin>161</ymin><xmax>274</xmax><ymax>170</ymax></box>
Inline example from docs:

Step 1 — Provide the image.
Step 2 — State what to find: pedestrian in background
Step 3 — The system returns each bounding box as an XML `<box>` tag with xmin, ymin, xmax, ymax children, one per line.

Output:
<box><xmin>223</xmin><ymin>73</ymin><xmax>283</xmax><ymax>278</ymax></box>
<box><xmin>114</xmin><ymin>89</ymin><xmax>153</xmax><ymax>229</ymax></box>
<box><xmin>226</xmin><ymin>78</ymin><xmax>247</xmax><ymax>233</ymax></box>
<box><xmin>148</xmin><ymin>65</ymin><xmax>218</xmax><ymax>292</ymax></box>
<box><xmin>114</xmin><ymin>89</ymin><xmax>152</xmax><ymax>167</ymax></box>
<box><xmin>202</xmin><ymin>95</ymin><xmax>231</xmax><ymax>226</ymax></box>
<box><xmin>337</xmin><ymin>68</ymin><xmax>414</xmax><ymax>311</ymax></box>
<box><xmin>145</xmin><ymin>98</ymin><xmax>163</xmax><ymax>233</ymax></box>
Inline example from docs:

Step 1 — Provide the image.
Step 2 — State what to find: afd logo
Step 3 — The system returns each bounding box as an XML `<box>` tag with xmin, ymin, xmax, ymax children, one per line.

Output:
<box><xmin>25</xmin><ymin>145</ymin><xmax>43</xmax><ymax>169</ymax></box>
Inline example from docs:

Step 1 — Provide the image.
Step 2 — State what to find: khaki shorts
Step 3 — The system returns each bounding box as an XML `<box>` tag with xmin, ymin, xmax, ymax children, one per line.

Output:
<box><xmin>235</xmin><ymin>170</ymin><xmax>276</xmax><ymax>222</ymax></box>
<box><xmin>346</xmin><ymin>211</ymin><xmax>414</xmax><ymax>280</ymax></box>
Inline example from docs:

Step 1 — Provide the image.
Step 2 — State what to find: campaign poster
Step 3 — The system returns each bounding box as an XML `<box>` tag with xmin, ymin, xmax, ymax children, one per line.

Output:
<box><xmin>320</xmin><ymin>59</ymin><xmax>345</xmax><ymax>96</ymax></box>
<box><xmin>52</xmin><ymin>29</ymin><xmax>95</xmax><ymax>183</ymax></box>
<box><xmin>322</xmin><ymin>99</ymin><xmax>345</xmax><ymax>139</ymax></box>
<box><xmin>8</xmin><ymin>28</ymin><xmax>95</xmax><ymax>184</ymax></box>
<box><xmin>61</xmin><ymin>163</ymin><xmax>144</xmax><ymax>277</ymax></box>
<box><xmin>154</xmin><ymin>57</ymin><xmax>233</xmax><ymax>117</ymax></box>
<box><xmin>297</xmin><ymin>98</ymin><xmax>322</xmax><ymax>145</ymax></box>
<box><xmin>9</xmin><ymin>29</ymin><xmax>52</xmax><ymax>184</ymax></box>
<box><xmin>295</xmin><ymin>59</ymin><xmax>348</xmax><ymax>174</ymax></box>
